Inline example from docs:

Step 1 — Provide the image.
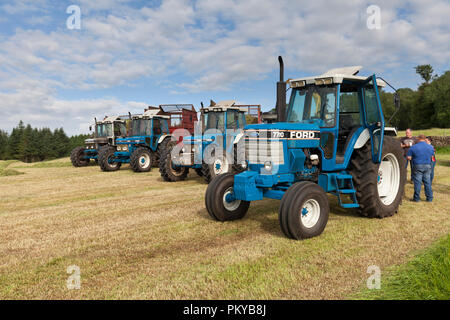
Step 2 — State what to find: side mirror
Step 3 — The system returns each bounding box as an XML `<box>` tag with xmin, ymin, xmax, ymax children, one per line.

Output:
<box><xmin>394</xmin><ymin>92</ymin><xmax>400</xmax><ymax>109</ymax></box>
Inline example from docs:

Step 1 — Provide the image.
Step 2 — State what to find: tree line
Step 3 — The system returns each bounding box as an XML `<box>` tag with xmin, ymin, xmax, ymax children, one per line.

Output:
<box><xmin>0</xmin><ymin>121</ymin><xmax>89</xmax><ymax>162</ymax></box>
<box><xmin>381</xmin><ymin>65</ymin><xmax>449</xmax><ymax>130</ymax></box>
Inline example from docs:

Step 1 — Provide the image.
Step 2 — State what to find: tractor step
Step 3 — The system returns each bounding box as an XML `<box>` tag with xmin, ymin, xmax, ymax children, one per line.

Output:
<box><xmin>340</xmin><ymin>203</ymin><xmax>360</xmax><ymax>208</ymax></box>
<box><xmin>338</xmin><ymin>189</ymin><xmax>356</xmax><ymax>194</ymax></box>
<box><xmin>333</xmin><ymin>173</ymin><xmax>359</xmax><ymax>209</ymax></box>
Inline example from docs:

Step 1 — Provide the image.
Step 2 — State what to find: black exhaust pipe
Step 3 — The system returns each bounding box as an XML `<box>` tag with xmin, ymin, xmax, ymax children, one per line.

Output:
<box><xmin>276</xmin><ymin>56</ymin><xmax>286</xmax><ymax>122</ymax></box>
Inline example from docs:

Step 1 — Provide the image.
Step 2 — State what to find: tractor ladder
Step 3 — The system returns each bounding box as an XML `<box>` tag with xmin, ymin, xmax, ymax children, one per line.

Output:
<box><xmin>332</xmin><ymin>173</ymin><xmax>359</xmax><ymax>208</ymax></box>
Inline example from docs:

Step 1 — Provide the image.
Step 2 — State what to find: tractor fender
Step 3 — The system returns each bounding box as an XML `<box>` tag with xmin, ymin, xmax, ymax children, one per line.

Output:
<box><xmin>353</xmin><ymin>128</ymin><xmax>370</xmax><ymax>149</ymax></box>
<box><xmin>158</xmin><ymin>134</ymin><xmax>171</xmax><ymax>144</ymax></box>
<box><xmin>233</xmin><ymin>132</ymin><xmax>244</xmax><ymax>144</ymax></box>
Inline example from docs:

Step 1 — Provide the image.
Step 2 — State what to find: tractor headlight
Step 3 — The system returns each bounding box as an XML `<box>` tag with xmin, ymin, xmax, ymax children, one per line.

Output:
<box><xmin>264</xmin><ymin>161</ymin><xmax>272</xmax><ymax>172</ymax></box>
<box><xmin>181</xmin><ymin>147</ymin><xmax>186</xmax><ymax>153</ymax></box>
<box><xmin>241</xmin><ymin>161</ymin><xmax>247</xmax><ymax>169</ymax></box>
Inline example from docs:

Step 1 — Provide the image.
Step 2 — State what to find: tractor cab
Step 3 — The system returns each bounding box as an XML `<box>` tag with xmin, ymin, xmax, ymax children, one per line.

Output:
<box><xmin>285</xmin><ymin>67</ymin><xmax>390</xmax><ymax>171</ymax></box>
<box><xmin>87</xmin><ymin>116</ymin><xmax>128</xmax><ymax>149</ymax></box>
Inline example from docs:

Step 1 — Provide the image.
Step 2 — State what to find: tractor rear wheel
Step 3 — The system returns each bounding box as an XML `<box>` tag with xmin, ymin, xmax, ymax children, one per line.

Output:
<box><xmin>70</xmin><ymin>146</ymin><xmax>89</xmax><ymax>167</ymax></box>
<box><xmin>159</xmin><ymin>140</ymin><xmax>189</xmax><ymax>181</ymax></box>
<box><xmin>279</xmin><ymin>182</ymin><xmax>329</xmax><ymax>239</ymax></box>
<box><xmin>349</xmin><ymin>136</ymin><xmax>406</xmax><ymax>218</ymax></box>
<box><xmin>98</xmin><ymin>146</ymin><xmax>121</xmax><ymax>172</ymax></box>
<box><xmin>205</xmin><ymin>173</ymin><xmax>250</xmax><ymax>221</ymax></box>
<box><xmin>130</xmin><ymin>147</ymin><xmax>153</xmax><ymax>172</ymax></box>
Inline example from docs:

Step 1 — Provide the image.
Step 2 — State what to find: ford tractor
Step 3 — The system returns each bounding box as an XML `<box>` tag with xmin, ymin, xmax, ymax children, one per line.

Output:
<box><xmin>70</xmin><ymin>115</ymin><xmax>128</xmax><ymax>167</ymax></box>
<box><xmin>99</xmin><ymin>105</ymin><xmax>197</xmax><ymax>172</ymax></box>
<box><xmin>205</xmin><ymin>56</ymin><xmax>406</xmax><ymax>240</ymax></box>
<box><xmin>159</xmin><ymin>101</ymin><xmax>261</xmax><ymax>183</ymax></box>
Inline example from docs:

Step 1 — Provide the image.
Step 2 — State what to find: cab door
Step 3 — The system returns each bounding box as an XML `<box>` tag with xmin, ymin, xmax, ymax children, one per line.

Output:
<box><xmin>362</xmin><ymin>75</ymin><xmax>385</xmax><ymax>163</ymax></box>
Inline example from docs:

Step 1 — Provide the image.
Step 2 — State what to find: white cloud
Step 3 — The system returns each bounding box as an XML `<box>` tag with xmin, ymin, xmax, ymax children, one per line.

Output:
<box><xmin>0</xmin><ymin>0</ymin><xmax>448</xmax><ymax>134</ymax></box>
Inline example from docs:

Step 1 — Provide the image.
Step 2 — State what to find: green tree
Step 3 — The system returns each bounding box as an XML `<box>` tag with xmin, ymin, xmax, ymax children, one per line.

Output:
<box><xmin>423</xmin><ymin>71</ymin><xmax>450</xmax><ymax>128</ymax></box>
<box><xmin>7</xmin><ymin>121</ymin><xmax>25</xmax><ymax>159</ymax></box>
<box><xmin>415</xmin><ymin>64</ymin><xmax>435</xmax><ymax>84</ymax></box>
<box><xmin>0</xmin><ymin>130</ymin><xmax>9</xmax><ymax>160</ymax></box>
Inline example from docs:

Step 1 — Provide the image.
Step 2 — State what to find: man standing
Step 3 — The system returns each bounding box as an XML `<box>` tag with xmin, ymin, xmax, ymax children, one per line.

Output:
<box><xmin>407</xmin><ymin>134</ymin><xmax>434</xmax><ymax>202</ymax></box>
<box><xmin>426</xmin><ymin>136</ymin><xmax>437</xmax><ymax>184</ymax></box>
<box><xmin>400</xmin><ymin>129</ymin><xmax>417</xmax><ymax>181</ymax></box>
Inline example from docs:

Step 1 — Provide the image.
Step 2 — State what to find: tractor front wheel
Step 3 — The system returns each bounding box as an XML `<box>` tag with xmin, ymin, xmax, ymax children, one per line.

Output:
<box><xmin>130</xmin><ymin>147</ymin><xmax>153</xmax><ymax>172</ymax></box>
<box><xmin>98</xmin><ymin>146</ymin><xmax>121</xmax><ymax>172</ymax></box>
<box><xmin>279</xmin><ymin>182</ymin><xmax>329</xmax><ymax>239</ymax></box>
<box><xmin>70</xmin><ymin>146</ymin><xmax>90</xmax><ymax>167</ymax></box>
<box><xmin>205</xmin><ymin>173</ymin><xmax>250</xmax><ymax>221</ymax></box>
<box><xmin>202</xmin><ymin>152</ymin><xmax>232</xmax><ymax>183</ymax></box>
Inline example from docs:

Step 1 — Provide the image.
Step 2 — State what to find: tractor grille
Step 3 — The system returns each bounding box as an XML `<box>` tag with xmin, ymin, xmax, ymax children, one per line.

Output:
<box><xmin>245</xmin><ymin>139</ymin><xmax>284</xmax><ymax>165</ymax></box>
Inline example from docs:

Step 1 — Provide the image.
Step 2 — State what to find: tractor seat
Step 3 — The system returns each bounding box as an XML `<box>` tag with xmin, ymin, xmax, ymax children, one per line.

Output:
<box><xmin>336</xmin><ymin>125</ymin><xmax>362</xmax><ymax>163</ymax></box>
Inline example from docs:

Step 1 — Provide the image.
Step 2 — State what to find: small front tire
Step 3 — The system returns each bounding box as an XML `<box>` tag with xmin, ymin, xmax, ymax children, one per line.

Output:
<box><xmin>279</xmin><ymin>182</ymin><xmax>329</xmax><ymax>239</ymax></box>
<box><xmin>130</xmin><ymin>147</ymin><xmax>153</xmax><ymax>172</ymax></box>
<box><xmin>205</xmin><ymin>173</ymin><xmax>250</xmax><ymax>221</ymax></box>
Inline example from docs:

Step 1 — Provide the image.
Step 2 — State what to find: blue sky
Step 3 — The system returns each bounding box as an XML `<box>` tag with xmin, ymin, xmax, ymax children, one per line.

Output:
<box><xmin>0</xmin><ymin>0</ymin><xmax>449</xmax><ymax>135</ymax></box>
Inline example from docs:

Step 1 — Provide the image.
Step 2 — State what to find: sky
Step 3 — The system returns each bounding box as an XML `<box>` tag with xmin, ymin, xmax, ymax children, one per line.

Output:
<box><xmin>0</xmin><ymin>0</ymin><xmax>449</xmax><ymax>135</ymax></box>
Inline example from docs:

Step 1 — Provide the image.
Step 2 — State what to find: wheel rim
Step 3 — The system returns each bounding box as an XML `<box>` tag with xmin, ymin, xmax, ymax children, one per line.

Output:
<box><xmin>213</xmin><ymin>157</ymin><xmax>229</xmax><ymax>175</ymax></box>
<box><xmin>223</xmin><ymin>187</ymin><xmax>241</xmax><ymax>211</ymax></box>
<box><xmin>139</xmin><ymin>153</ymin><xmax>150</xmax><ymax>169</ymax></box>
<box><xmin>377</xmin><ymin>153</ymin><xmax>400</xmax><ymax>205</ymax></box>
<box><xmin>300</xmin><ymin>199</ymin><xmax>321</xmax><ymax>228</ymax></box>
<box><xmin>170</xmin><ymin>155</ymin><xmax>184</xmax><ymax>176</ymax></box>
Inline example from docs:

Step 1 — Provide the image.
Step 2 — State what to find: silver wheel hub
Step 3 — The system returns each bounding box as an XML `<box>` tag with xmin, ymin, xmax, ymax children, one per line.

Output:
<box><xmin>377</xmin><ymin>153</ymin><xmax>400</xmax><ymax>205</ymax></box>
<box><xmin>223</xmin><ymin>187</ymin><xmax>241</xmax><ymax>211</ymax></box>
<box><xmin>300</xmin><ymin>199</ymin><xmax>321</xmax><ymax>228</ymax></box>
<box><xmin>139</xmin><ymin>154</ymin><xmax>151</xmax><ymax>169</ymax></box>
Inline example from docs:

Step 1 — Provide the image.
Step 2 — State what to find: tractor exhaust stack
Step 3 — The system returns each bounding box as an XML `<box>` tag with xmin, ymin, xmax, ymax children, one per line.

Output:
<box><xmin>276</xmin><ymin>56</ymin><xmax>286</xmax><ymax>122</ymax></box>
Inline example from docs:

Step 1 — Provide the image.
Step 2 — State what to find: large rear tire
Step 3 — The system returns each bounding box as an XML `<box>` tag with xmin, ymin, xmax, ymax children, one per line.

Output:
<box><xmin>158</xmin><ymin>140</ymin><xmax>189</xmax><ymax>182</ymax></box>
<box><xmin>98</xmin><ymin>146</ymin><xmax>121</xmax><ymax>172</ymax></box>
<box><xmin>205</xmin><ymin>173</ymin><xmax>250</xmax><ymax>221</ymax></box>
<box><xmin>130</xmin><ymin>147</ymin><xmax>153</xmax><ymax>172</ymax></box>
<box><xmin>349</xmin><ymin>136</ymin><xmax>406</xmax><ymax>218</ymax></box>
<box><xmin>70</xmin><ymin>146</ymin><xmax>89</xmax><ymax>167</ymax></box>
<box><xmin>279</xmin><ymin>182</ymin><xmax>329</xmax><ymax>239</ymax></box>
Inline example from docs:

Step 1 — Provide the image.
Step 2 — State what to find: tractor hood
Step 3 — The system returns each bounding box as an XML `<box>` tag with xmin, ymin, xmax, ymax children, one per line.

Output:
<box><xmin>85</xmin><ymin>137</ymin><xmax>108</xmax><ymax>144</ymax></box>
<box><xmin>183</xmin><ymin>133</ymin><xmax>216</xmax><ymax>145</ymax></box>
<box><xmin>244</xmin><ymin>122</ymin><xmax>320</xmax><ymax>143</ymax></box>
<box><xmin>116</xmin><ymin>136</ymin><xmax>146</xmax><ymax>144</ymax></box>
<box><xmin>244</xmin><ymin>122</ymin><xmax>321</xmax><ymax>151</ymax></box>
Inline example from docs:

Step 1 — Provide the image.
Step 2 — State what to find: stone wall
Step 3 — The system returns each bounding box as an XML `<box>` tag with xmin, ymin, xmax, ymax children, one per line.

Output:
<box><xmin>428</xmin><ymin>136</ymin><xmax>450</xmax><ymax>147</ymax></box>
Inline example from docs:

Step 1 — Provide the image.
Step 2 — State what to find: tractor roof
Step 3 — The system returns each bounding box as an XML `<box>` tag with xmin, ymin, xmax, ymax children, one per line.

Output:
<box><xmin>98</xmin><ymin>115</ymin><xmax>127</xmax><ymax>124</ymax></box>
<box><xmin>288</xmin><ymin>66</ymin><xmax>386</xmax><ymax>88</ymax></box>
<box><xmin>203</xmin><ymin>100</ymin><xmax>247</xmax><ymax>112</ymax></box>
<box><xmin>132</xmin><ymin>108</ymin><xmax>169</xmax><ymax>119</ymax></box>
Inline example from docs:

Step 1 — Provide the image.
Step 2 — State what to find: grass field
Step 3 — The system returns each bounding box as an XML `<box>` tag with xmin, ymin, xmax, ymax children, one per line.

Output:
<box><xmin>355</xmin><ymin>234</ymin><xmax>449</xmax><ymax>300</ymax></box>
<box><xmin>0</xmin><ymin>156</ymin><xmax>449</xmax><ymax>299</ymax></box>
<box><xmin>397</xmin><ymin>128</ymin><xmax>449</xmax><ymax>137</ymax></box>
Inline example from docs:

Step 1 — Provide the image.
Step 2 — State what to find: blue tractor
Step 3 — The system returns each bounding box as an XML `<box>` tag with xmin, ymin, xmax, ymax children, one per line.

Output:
<box><xmin>205</xmin><ymin>57</ymin><xmax>406</xmax><ymax>240</ymax></box>
<box><xmin>70</xmin><ymin>115</ymin><xmax>128</xmax><ymax>167</ymax></box>
<box><xmin>158</xmin><ymin>100</ymin><xmax>261</xmax><ymax>183</ymax></box>
<box><xmin>98</xmin><ymin>108</ymin><xmax>172</xmax><ymax>172</ymax></box>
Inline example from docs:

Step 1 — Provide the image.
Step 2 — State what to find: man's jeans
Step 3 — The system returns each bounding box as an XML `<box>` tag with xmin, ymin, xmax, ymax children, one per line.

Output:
<box><xmin>412</xmin><ymin>164</ymin><xmax>433</xmax><ymax>201</ymax></box>
<box><xmin>406</xmin><ymin>158</ymin><xmax>414</xmax><ymax>180</ymax></box>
